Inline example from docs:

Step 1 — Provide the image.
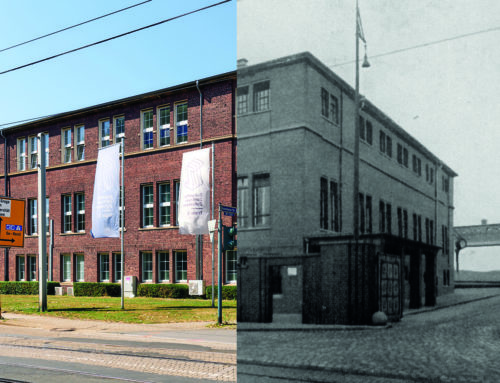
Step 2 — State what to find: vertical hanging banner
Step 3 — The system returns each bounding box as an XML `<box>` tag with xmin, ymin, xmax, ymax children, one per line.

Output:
<box><xmin>91</xmin><ymin>143</ymin><xmax>120</xmax><ymax>238</ymax></box>
<box><xmin>179</xmin><ymin>148</ymin><xmax>210</xmax><ymax>235</ymax></box>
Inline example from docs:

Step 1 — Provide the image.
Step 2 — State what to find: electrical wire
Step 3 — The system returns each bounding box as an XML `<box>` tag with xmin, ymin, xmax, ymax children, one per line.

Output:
<box><xmin>0</xmin><ymin>0</ymin><xmax>152</xmax><ymax>54</ymax></box>
<box><xmin>0</xmin><ymin>0</ymin><xmax>231</xmax><ymax>76</ymax></box>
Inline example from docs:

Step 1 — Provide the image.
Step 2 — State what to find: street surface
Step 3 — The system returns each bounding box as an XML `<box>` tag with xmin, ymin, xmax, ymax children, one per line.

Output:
<box><xmin>0</xmin><ymin>313</ymin><xmax>236</xmax><ymax>382</ymax></box>
<box><xmin>238</xmin><ymin>289</ymin><xmax>500</xmax><ymax>382</ymax></box>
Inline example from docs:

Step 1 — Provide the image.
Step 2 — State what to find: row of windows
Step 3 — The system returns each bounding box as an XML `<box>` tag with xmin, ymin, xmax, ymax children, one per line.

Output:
<box><xmin>237</xmin><ymin>174</ymin><xmax>270</xmax><ymax>228</ymax></box>
<box><xmin>237</xmin><ymin>81</ymin><xmax>270</xmax><ymax>115</ymax></box>
<box><xmin>320</xmin><ymin>88</ymin><xmax>339</xmax><ymax>124</ymax></box>
<box><xmin>16</xmin><ymin>102</ymin><xmax>188</xmax><ymax>172</ymax></box>
<box><xmin>141</xmin><ymin>181</ymin><xmax>179</xmax><ymax>228</ymax></box>
<box><xmin>16</xmin><ymin>250</ymin><xmax>237</xmax><ymax>284</ymax></box>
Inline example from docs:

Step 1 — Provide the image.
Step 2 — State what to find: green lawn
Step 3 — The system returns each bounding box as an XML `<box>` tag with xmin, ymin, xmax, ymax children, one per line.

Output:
<box><xmin>0</xmin><ymin>295</ymin><xmax>236</xmax><ymax>324</ymax></box>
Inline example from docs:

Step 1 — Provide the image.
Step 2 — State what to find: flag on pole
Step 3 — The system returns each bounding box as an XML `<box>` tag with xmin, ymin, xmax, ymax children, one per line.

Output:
<box><xmin>178</xmin><ymin>148</ymin><xmax>210</xmax><ymax>235</ymax></box>
<box><xmin>357</xmin><ymin>7</ymin><xmax>366</xmax><ymax>43</ymax></box>
<box><xmin>91</xmin><ymin>143</ymin><xmax>120</xmax><ymax>238</ymax></box>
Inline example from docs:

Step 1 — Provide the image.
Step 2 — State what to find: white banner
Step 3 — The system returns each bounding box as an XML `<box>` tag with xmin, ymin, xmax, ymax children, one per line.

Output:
<box><xmin>178</xmin><ymin>148</ymin><xmax>210</xmax><ymax>235</ymax></box>
<box><xmin>91</xmin><ymin>144</ymin><xmax>120</xmax><ymax>238</ymax></box>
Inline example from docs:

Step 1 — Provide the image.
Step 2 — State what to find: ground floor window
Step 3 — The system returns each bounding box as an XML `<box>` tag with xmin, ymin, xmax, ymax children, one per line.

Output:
<box><xmin>75</xmin><ymin>254</ymin><xmax>84</xmax><ymax>282</ymax></box>
<box><xmin>226</xmin><ymin>250</ymin><xmax>237</xmax><ymax>283</ymax></box>
<box><xmin>28</xmin><ymin>255</ymin><xmax>36</xmax><ymax>281</ymax></box>
<box><xmin>174</xmin><ymin>250</ymin><xmax>187</xmax><ymax>282</ymax></box>
<box><xmin>158</xmin><ymin>251</ymin><xmax>169</xmax><ymax>282</ymax></box>
<box><xmin>17</xmin><ymin>256</ymin><xmax>25</xmax><ymax>281</ymax></box>
<box><xmin>113</xmin><ymin>253</ymin><xmax>122</xmax><ymax>282</ymax></box>
<box><xmin>99</xmin><ymin>253</ymin><xmax>109</xmax><ymax>282</ymax></box>
<box><xmin>141</xmin><ymin>252</ymin><xmax>153</xmax><ymax>282</ymax></box>
<box><xmin>62</xmin><ymin>254</ymin><xmax>71</xmax><ymax>281</ymax></box>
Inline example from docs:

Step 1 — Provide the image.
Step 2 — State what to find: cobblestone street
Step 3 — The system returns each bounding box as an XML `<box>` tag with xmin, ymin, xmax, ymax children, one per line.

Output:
<box><xmin>238</xmin><ymin>289</ymin><xmax>500</xmax><ymax>382</ymax></box>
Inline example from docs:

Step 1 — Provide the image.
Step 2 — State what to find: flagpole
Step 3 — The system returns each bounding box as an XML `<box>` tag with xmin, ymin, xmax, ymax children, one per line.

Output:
<box><xmin>120</xmin><ymin>137</ymin><xmax>125</xmax><ymax>310</ymax></box>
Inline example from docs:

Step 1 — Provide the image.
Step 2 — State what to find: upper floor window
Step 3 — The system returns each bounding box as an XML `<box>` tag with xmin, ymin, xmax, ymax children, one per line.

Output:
<box><xmin>253</xmin><ymin>174</ymin><xmax>270</xmax><ymax>226</ymax></box>
<box><xmin>321</xmin><ymin>88</ymin><xmax>329</xmax><ymax>118</ymax></box>
<box><xmin>28</xmin><ymin>199</ymin><xmax>37</xmax><ymax>235</ymax></box>
<box><xmin>141</xmin><ymin>184</ymin><xmax>154</xmax><ymax>228</ymax></box>
<box><xmin>62</xmin><ymin>194</ymin><xmax>72</xmax><ymax>233</ymax></box>
<box><xmin>17</xmin><ymin>137</ymin><xmax>26</xmax><ymax>171</ymax></box>
<box><xmin>141</xmin><ymin>110</ymin><xmax>154</xmax><ymax>150</ymax></box>
<box><xmin>412</xmin><ymin>155</ymin><xmax>422</xmax><ymax>176</ymax></box>
<box><xmin>175</xmin><ymin>102</ymin><xmax>188</xmax><ymax>144</ymax></box>
<box><xmin>76</xmin><ymin>193</ymin><xmax>85</xmax><ymax>232</ymax></box>
<box><xmin>253</xmin><ymin>81</ymin><xmax>270</xmax><ymax>112</ymax></box>
<box><xmin>379</xmin><ymin>200</ymin><xmax>392</xmax><ymax>234</ymax></box>
<box><xmin>403</xmin><ymin>147</ymin><xmax>409</xmax><ymax>168</ymax></box>
<box><xmin>75</xmin><ymin>125</ymin><xmax>85</xmax><ymax>161</ymax></box>
<box><xmin>175</xmin><ymin>181</ymin><xmax>180</xmax><ymax>226</ymax></box>
<box><xmin>442</xmin><ymin>175</ymin><xmax>450</xmax><ymax>192</ymax></box>
<box><xmin>359</xmin><ymin>117</ymin><xmax>372</xmax><ymax>145</ymax></box>
<box><xmin>158</xmin><ymin>106</ymin><xmax>171</xmax><ymax>147</ymax></box>
<box><xmin>330</xmin><ymin>95</ymin><xmax>339</xmax><ymax>124</ymax></box>
<box><xmin>29</xmin><ymin>136</ymin><xmax>37</xmax><ymax>169</ymax></box>
<box><xmin>237</xmin><ymin>177</ymin><xmax>249</xmax><ymax>228</ymax></box>
<box><xmin>158</xmin><ymin>183</ymin><xmax>171</xmax><ymax>227</ymax></box>
<box><xmin>62</xmin><ymin>128</ymin><xmax>72</xmax><ymax>163</ymax></box>
<box><xmin>237</xmin><ymin>86</ymin><xmax>249</xmax><ymax>115</ymax></box>
<box><xmin>99</xmin><ymin>119</ymin><xmax>111</xmax><ymax>148</ymax></box>
<box><xmin>320</xmin><ymin>177</ymin><xmax>328</xmax><ymax>230</ymax></box>
<box><xmin>114</xmin><ymin>116</ymin><xmax>125</xmax><ymax>141</ymax></box>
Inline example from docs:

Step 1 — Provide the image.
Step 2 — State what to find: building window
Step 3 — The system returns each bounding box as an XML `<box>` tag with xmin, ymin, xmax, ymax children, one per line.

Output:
<box><xmin>75</xmin><ymin>125</ymin><xmax>85</xmax><ymax>161</ymax></box>
<box><xmin>359</xmin><ymin>116</ymin><xmax>365</xmax><ymax>141</ymax></box>
<box><xmin>403</xmin><ymin>209</ymin><xmax>408</xmax><ymax>238</ymax></box>
<box><xmin>380</xmin><ymin>131</ymin><xmax>386</xmax><ymax>153</ymax></box>
<box><xmin>99</xmin><ymin>119</ymin><xmax>111</xmax><ymax>148</ymax></box>
<box><xmin>397</xmin><ymin>143</ymin><xmax>403</xmax><ymax>164</ymax></box>
<box><xmin>29</xmin><ymin>136</ymin><xmax>37</xmax><ymax>169</ymax></box>
<box><xmin>99</xmin><ymin>253</ymin><xmax>109</xmax><ymax>282</ymax></box>
<box><xmin>142</xmin><ymin>252</ymin><xmax>153</xmax><ymax>282</ymax></box>
<box><xmin>28</xmin><ymin>255</ymin><xmax>37</xmax><ymax>281</ymax></box>
<box><xmin>158</xmin><ymin>106</ymin><xmax>171</xmax><ymax>147</ymax></box>
<box><xmin>253</xmin><ymin>174</ymin><xmax>270</xmax><ymax>226</ymax></box>
<box><xmin>113</xmin><ymin>253</ymin><xmax>122</xmax><ymax>282</ymax></box>
<box><xmin>237</xmin><ymin>86</ymin><xmax>249</xmax><ymax>115</ymax></box>
<box><xmin>386</xmin><ymin>135</ymin><xmax>392</xmax><ymax>158</ymax></box>
<box><xmin>174</xmin><ymin>250</ymin><xmax>187</xmax><ymax>282</ymax></box>
<box><xmin>442</xmin><ymin>176</ymin><xmax>450</xmax><ymax>192</ymax></box>
<box><xmin>175</xmin><ymin>181</ymin><xmax>180</xmax><ymax>226</ymax></box>
<box><xmin>75</xmin><ymin>254</ymin><xmax>84</xmax><ymax>282</ymax></box>
<box><xmin>430</xmin><ymin>167</ymin><xmax>434</xmax><ymax>184</ymax></box>
<box><xmin>359</xmin><ymin>193</ymin><xmax>365</xmax><ymax>234</ymax></box>
<box><xmin>253</xmin><ymin>81</ymin><xmax>270</xmax><ymax>112</ymax></box>
<box><xmin>226</xmin><ymin>250</ymin><xmax>237</xmax><ymax>283</ymax></box>
<box><xmin>62</xmin><ymin>195</ymin><xmax>72</xmax><ymax>233</ymax></box>
<box><xmin>366</xmin><ymin>121</ymin><xmax>373</xmax><ymax>144</ymax></box>
<box><xmin>379</xmin><ymin>201</ymin><xmax>391</xmax><ymax>234</ymax></box>
<box><xmin>412</xmin><ymin>155</ymin><xmax>422</xmax><ymax>175</ymax></box>
<box><xmin>142</xmin><ymin>184</ymin><xmax>154</xmax><ymax>228</ymax></box>
<box><xmin>442</xmin><ymin>225</ymin><xmax>449</xmax><ymax>255</ymax></box>
<box><xmin>403</xmin><ymin>148</ymin><xmax>409</xmax><ymax>167</ymax></box>
<box><xmin>28</xmin><ymin>199</ymin><xmax>37</xmax><ymax>235</ymax></box>
<box><xmin>114</xmin><ymin>116</ymin><xmax>125</xmax><ymax>142</ymax></box>
<box><xmin>331</xmin><ymin>180</ymin><xmax>340</xmax><ymax>232</ymax></box>
<box><xmin>360</xmin><ymin>117</ymin><xmax>372</xmax><ymax>144</ymax></box>
<box><xmin>141</xmin><ymin>110</ymin><xmax>154</xmax><ymax>149</ymax></box>
<box><xmin>320</xmin><ymin>177</ymin><xmax>328</xmax><ymax>230</ymax></box>
<box><xmin>386</xmin><ymin>203</ymin><xmax>392</xmax><ymax>234</ymax></box>
<box><xmin>62</xmin><ymin>254</ymin><xmax>71</xmax><ymax>282</ymax></box>
<box><xmin>365</xmin><ymin>195</ymin><xmax>372</xmax><ymax>234</ymax></box>
<box><xmin>158</xmin><ymin>251</ymin><xmax>169</xmax><ymax>282</ymax></box>
<box><xmin>321</xmin><ymin>88</ymin><xmax>329</xmax><ymax>118</ymax></box>
<box><xmin>76</xmin><ymin>193</ymin><xmax>85</xmax><ymax>232</ymax></box>
<box><xmin>175</xmin><ymin>102</ymin><xmax>188</xmax><ymax>144</ymax></box>
<box><xmin>158</xmin><ymin>183</ymin><xmax>171</xmax><ymax>227</ymax></box>
<box><xmin>17</xmin><ymin>137</ymin><xmax>26</xmax><ymax>171</ymax></box>
<box><xmin>330</xmin><ymin>95</ymin><xmax>339</xmax><ymax>124</ymax></box>
<box><xmin>17</xmin><ymin>256</ymin><xmax>25</xmax><ymax>281</ymax></box>
<box><xmin>237</xmin><ymin>177</ymin><xmax>249</xmax><ymax>228</ymax></box>
<box><xmin>62</xmin><ymin>128</ymin><xmax>72</xmax><ymax>163</ymax></box>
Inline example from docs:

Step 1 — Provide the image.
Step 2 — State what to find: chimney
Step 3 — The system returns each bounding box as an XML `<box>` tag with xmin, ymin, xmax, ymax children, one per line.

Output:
<box><xmin>481</xmin><ymin>219</ymin><xmax>487</xmax><ymax>225</ymax></box>
<box><xmin>237</xmin><ymin>58</ymin><xmax>248</xmax><ymax>69</ymax></box>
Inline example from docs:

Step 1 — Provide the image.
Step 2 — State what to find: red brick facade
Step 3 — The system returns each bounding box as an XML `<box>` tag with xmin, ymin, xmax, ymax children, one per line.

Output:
<box><xmin>0</xmin><ymin>72</ymin><xmax>237</xmax><ymax>287</ymax></box>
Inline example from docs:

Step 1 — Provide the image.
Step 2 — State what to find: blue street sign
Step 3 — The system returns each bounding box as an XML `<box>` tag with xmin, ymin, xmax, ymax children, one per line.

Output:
<box><xmin>220</xmin><ymin>205</ymin><xmax>236</xmax><ymax>216</ymax></box>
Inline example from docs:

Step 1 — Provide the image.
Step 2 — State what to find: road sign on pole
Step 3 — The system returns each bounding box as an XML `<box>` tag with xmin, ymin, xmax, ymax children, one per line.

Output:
<box><xmin>0</xmin><ymin>197</ymin><xmax>25</xmax><ymax>248</ymax></box>
<box><xmin>220</xmin><ymin>205</ymin><xmax>236</xmax><ymax>216</ymax></box>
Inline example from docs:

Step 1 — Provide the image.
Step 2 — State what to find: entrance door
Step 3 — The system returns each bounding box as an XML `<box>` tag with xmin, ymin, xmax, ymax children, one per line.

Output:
<box><xmin>270</xmin><ymin>265</ymin><xmax>303</xmax><ymax>323</ymax></box>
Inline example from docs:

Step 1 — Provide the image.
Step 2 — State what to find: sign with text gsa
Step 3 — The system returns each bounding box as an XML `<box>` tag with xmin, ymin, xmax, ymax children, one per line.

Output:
<box><xmin>178</xmin><ymin>148</ymin><xmax>210</xmax><ymax>235</ymax></box>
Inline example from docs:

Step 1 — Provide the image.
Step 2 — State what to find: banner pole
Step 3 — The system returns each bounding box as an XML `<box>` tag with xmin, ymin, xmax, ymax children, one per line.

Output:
<box><xmin>120</xmin><ymin>137</ymin><xmax>125</xmax><ymax>310</ymax></box>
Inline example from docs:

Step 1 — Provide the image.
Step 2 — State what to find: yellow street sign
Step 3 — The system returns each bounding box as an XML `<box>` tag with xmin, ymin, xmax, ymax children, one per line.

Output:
<box><xmin>0</xmin><ymin>198</ymin><xmax>25</xmax><ymax>248</ymax></box>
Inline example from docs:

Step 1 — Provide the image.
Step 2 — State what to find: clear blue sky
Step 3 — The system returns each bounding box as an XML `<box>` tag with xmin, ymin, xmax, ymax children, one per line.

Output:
<box><xmin>0</xmin><ymin>0</ymin><xmax>235</xmax><ymax>127</ymax></box>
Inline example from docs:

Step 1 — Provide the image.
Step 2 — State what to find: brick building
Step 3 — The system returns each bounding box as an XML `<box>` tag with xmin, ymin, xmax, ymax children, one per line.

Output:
<box><xmin>0</xmin><ymin>71</ymin><xmax>237</xmax><ymax>288</ymax></box>
<box><xmin>237</xmin><ymin>53</ymin><xmax>456</xmax><ymax>324</ymax></box>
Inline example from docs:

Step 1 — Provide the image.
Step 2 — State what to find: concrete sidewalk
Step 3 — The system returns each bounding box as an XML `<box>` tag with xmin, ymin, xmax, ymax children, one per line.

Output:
<box><xmin>238</xmin><ymin>287</ymin><xmax>500</xmax><ymax>331</ymax></box>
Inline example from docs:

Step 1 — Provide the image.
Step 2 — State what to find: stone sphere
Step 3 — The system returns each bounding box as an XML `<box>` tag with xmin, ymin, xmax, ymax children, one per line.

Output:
<box><xmin>372</xmin><ymin>311</ymin><xmax>388</xmax><ymax>326</ymax></box>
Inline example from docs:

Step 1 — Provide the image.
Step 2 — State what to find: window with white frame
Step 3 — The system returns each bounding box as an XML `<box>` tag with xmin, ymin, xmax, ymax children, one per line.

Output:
<box><xmin>28</xmin><ymin>199</ymin><xmax>37</xmax><ymax>235</ymax></box>
<box><xmin>175</xmin><ymin>102</ymin><xmax>188</xmax><ymax>144</ymax></box>
<box><xmin>158</xmin><ymin>251</ymin><xmax>169</xmax><ymax>282</ymax></box>
<box><xmin>174</xmin><ymin>250</ymin><xmax>187</xmax><ymax>282</ymax></box>
<box><xmin>114</xmin><ymin>116</ymin><xmax>125</xmax><ymax>142</ymax></box>
<box><xmin>158</xmin><ymin>106</ymin><xmax>170</xmax><ymax>147</ymax></box>
<box><xmin>62</xmin><ymin>254</ymin><xmax>71</xmax><ymax>281</ymax></box>
<box><xmin>62</xmin><ymin>128</ymin><xmax>72</xmax><ymax>163</ymax></box>
<box><xmin>320</xmin><ymin>177</ymin><xmax>328</xmax><ymax>230</ymax></box>
<box><xmin>226</xmin><ymin>250</ymin><xmax>237</xmax><ymax>283</ymax></box>
<box><xmin>75</xmin><ymin>125</ymin><xmax>85</xmax><ymax>161</ymax></box>
<box><xmin>237</xmin><ymin>86</ymin><xmax>249</xmax><ymax>115</ymax></box>
<box><xmin>158</xmin><ymin>183</ymin><xmax>170</xmax><ymax>227</ymax></box>
<box><xmin>62</xmin><ymin>195</ymin><xmax>72</xmax><ymax>233</ymax></box>
<box><xmin>17</xmin><ymin>137</ymin><xmax>26</xmax><ymax>171</ymax></box>
<box><xmin>141</xmin><ymin>252</ymin><xmax>153</xmax><ymax>282</ymax></box>
<box><xmin>253</xmin><ymin>81</ymin><xmax>270</xmax><ymax>112</ymax></box>
<box><xmin>237</xmin><ymin>177</ymin><xmax>248</xmax><ymax>228</ymax></box>
<box><xmin>99</xmin><ymin>253</ymin><xmax>109</xmax><ymax>282</ymax></box>
<box><xmin>17</xmin><ymin>256</ymin><xmax>25</xmax><ymax>281</ymax></box>
<box><xmin>253</xmin><ymin>174</ymin><xmax>270</xmax><ymax>226</ymax></box>
<box><xmin>28</xmin><ymin>255</ymin><xmax>36</xmax><ymax>281</ymax></box>
<box><xmin>75</xmin><ymin>254</ymin><xmax>84</xmax><ymax>282</ymax></box>
<box><xmin>76</xmin><ymin>193</ymin><xmax>85</xmax><ymax>232</ymax></box>
<box><xmin>142</xmin><ymin>110</ymin><xmax>154</xmax><ymax>149</ymax></box>
<box><xmin>29</xmin><ymin>136</ymin><xmax>37</xmax><ymax>169</ymax></box>
<box><xmin>99</xmin><ymin>119</ymin><xmax>111</xmax><ymax>147</ymax></box>
<box><xmin>141</xmin><ymin>185</ymin><xmax>153</xmax><ymax>228</ymax></box>
<box><xmin>175</xmin><ymin>181</ymin><xmax>180</xmax><ymax>226</ymax></box>
<box><xmin>113</xmin><ymin>253</ymin><xmax>122</xmax><ymax>282</ymax></box>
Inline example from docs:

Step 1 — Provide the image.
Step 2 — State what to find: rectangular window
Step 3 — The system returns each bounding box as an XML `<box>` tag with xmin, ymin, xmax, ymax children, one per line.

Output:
<box><xmin>113</xmin><ymin>253</ymin><xmax>122</xmax><ymax>282</ymax></box>
<box><xmin>175</xmin><ymin>181</ymin><xmax>180</xmax><ymax>226</ymax></box>
<box><xmin>237</xmin><ymin>177</ymin><xmax>249</xmax><ymax>228</ymax></box>
<box><xmin>413</xmin><ymin>213</ymin><xmax>418</xmax><ymax>240</ymax></box>
<box><xmin>320</xmin><ymin>177</ymin><xmax>328</xmax><ymax>229</ymax></box>
<box><xmin>142</xmin><ymin>110</ymin><xmax>154</xmax><ymax>149</ymax></box>
<box><xmin>330</xmin><ymin>180</ymin><xmax>340</xmax><ymax>232</ymax></box>
<box><xmin>359</xmin><ymin>193</ymin><xmax>365</xmax><ymax>234</ymax></box>
<box><xmin>403</xmin><ymin>148</ymin><xmax>409</xmax><ymax>167</ymax></box>
<box><xmin>403</xmin><ymin>209</ymin><xmax>408</xmax><ymax>238</ymax></box>
<box><xmin>158</xmin><ymin>251</ymin><xmax>169</xmax><ymax>282</ymax></box>
<box><xmin>17</xmin><ymin>137</ymin><xmax>26</xmax><ymax>171</ymax></box>
<box><xmin>75</xmin><ymin>254</ymin><xmax>84</xmax><ymax>282</ymax></box>
<box><xmin>17</xmin><ymin>256</ymin><xmax>25</xmax><ymax>281</ymax></box>
<box><xmin>114</xmin><ymin>116</ymin><xmax>125</xmax><ymax>141</ymax></box>
<box><xmin>366</xmin><ymin>121</ymin><xmax>373</xmax><ymax>145</ymax></box>
<box><xmin>174</xmin><ymin>250</ymin><xmax>187</xmax><ymax>282</ymax></box>
<box><xmin>226</xmin><ymin>250</ymin><xmax>237</xmax><ymax>283</ymax></box>
<box><xmin>75</xmin><ymin>125</ymin><xmax>85</xmax><ymax>161</ymax></box>
<box><xmin>142</xmin><ymin>185</ymin><xmax>154</xmax><ymax>228</ymax></box>
<box><xmin>386</xmin><ymin>136</ymin><xmax>392</xmax><ymax>158</ymax></box>
<box><xmin>142</xmin><ymin>252</ymin><xmax>153</xmax><ymax>282</ymax></box>
<box><xmin>321</xmin><ymin>88</ymin><xmax>329</xmax><ymax>118</ymax></box>
<box><xmin>386</xmin><ymin>203</ymin><xmax>392</xmax><ymax>234</ymax></box>
<box><xmin>158</xmin><ymin>183</ymin><xmax>171</xmax><ymax>227</ymax></box>
<box><xmin>417</xmin><ymin>158</ymin><xmax>422</xmax><ymax>176</ymax></box>
<box><xmin>430</xmin><ymin>168</ymin><xmax>434</xmax><ymax>184</ymax></box>
<box><xmin>158</xmin><ymin>106</ymin><xmax>171</xmax><ymax>147</ymax></box>
<box><xmin>237</xmin><ymin>86</ymin><xmax>249</xmax><ymax>115</ymax></box>
<box><xmin>412</xmin><ymin>155</ymin><xmax>417</xmax><ymax>173</ymax></box>
<box><xmin>62</xmin><ymin>195</ymin><xmax>72</xmax><ymax>233</ymax></box>
<box><xmin>380</xmin><ymin>131</ymin><xmax>386</xmax><ymax>153</ymax></box>
<box><xmin>330</xmin><ymin>95</ymin><xmax>339</xmax><ymax>124</ymax></box>
<box><xmin>397</xmin><ymin>207</ymin><xmax>403</xmax><ymax>237</ymax></box>
<box><xmin>253</xmin><ymin>81</ymin><xmax>270</xmax><ymax>112</ymax></box>
<box><xmin>99</xmin><ymin>119</ymin><xmax>111</xmax><ymax>148</ymax></box>
<box><xmin>28</xmin><ymin>255</ymin><xmax>37</xmax><ymax>281</ymax></box>
<box><xmin>99</xmin><ymin>253</ymin><xmax>109</xmax><ymax>282</ymax></box>
<box><xmin>175</xmin><ymin>102</ymin><xmax>188</xmax><ymax>144</ymax></box>
<box><xmin>62</xmin><ymin>254</ymin><xmax>71</xmax><ymax>282</ymax></box>
<box><xmin>62</xmin><ymin>128</ymin><xmax>72</xmax><ymax>163</ymax></box>
<box><xmin>397</xmin><ymin>143</ymin><xmax>403</xmax><ymax>164</ymax></box>
<box><xmin>418</xmin><ymin>215</ymin><xmax>422</xmax><ymax>242</ymax></box>
<box><xmin>76</xmin><ymin>193</ymin><xmax>85</xmax><ymax>232</ymax></box>
<box><xmin>28</xmin><ymin>199</ymin><xmax>37</xmax><ymax>235</ymax></box>
<box><xmin>359</xmin><ymin>116</ymin><xmax>365</xmax><ymax>141</ymax></box>
<box><xmin>379</xmin><ymin>201</ymin><xmax>385</xmax><ymax>233</ymax></box>
<box><xmin>29</xmin><ymin>136</ymin><xmax>37</xmax><ymax>169</ymax></box>
<box><xmin>253</xmin><ymin>174</ymin><xmax>270</xmax><ymax>226</ymax></box>
<box><xmin>425</xmin><ymin>164</ymin><xmax>430</xmax><ymax>182</ymax></box>
<box><xmin>365</xmin><ymin>195</ymin><xmax>372</xmax><ymax>234</ymax></box>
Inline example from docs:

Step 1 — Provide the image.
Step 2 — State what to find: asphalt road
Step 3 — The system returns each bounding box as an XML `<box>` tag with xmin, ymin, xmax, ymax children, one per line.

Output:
<box><xmin>238</xmin><ymin>294</ymin><xmax>500</xmax><ymax>382</ymax></box>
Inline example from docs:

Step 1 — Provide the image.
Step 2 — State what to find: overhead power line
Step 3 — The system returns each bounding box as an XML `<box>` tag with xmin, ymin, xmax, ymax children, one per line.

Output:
<box><xmin>0</xmin><ymin>0</ymin><xmax>152</xmax><ymax>54</ymax></box>
<box><xmin>0</xmin><ymin>0</ymin><xmax>231</xmax><ymax>76</ymax></box>
<box><xmin>332</xmin><ymin>25</ymin><xmax>500</xmax><ymax>67</ymax></box>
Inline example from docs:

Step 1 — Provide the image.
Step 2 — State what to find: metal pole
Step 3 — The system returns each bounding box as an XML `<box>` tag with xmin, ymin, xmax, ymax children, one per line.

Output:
<box><xmin>120</xmin><ymin>137</ymin><xmax>125</xmax><ymax>310</ymax></box>
<box><xmin>211</xmin><ymin>142</ymin><xmax>215</xmax><ymax>308</ymax></box>
<box><xmin>217</xmin><ymin>203</ymin><xmax>222</xmax><ymax>324</ymax></box>
<box><xmin>37</xmin><ymin>133</ymin><xmax>47</xmax><ymax>312</ymax></box>
<box><xmin>196</xmin><ymin>80</ymin><xmax>203</xmax><ymax>281</ymax></box>
<box><xmin>353</xmin><ymin>0</ymin><xmax>360</xmax><ymax>242</ymax></box>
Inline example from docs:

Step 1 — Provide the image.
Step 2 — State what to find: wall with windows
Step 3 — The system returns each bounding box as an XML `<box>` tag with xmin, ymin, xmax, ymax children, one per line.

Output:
<box><xmin>0</xmin><ymin>73</ymin><xmax>237</xmax><ymax>286</ymax></box>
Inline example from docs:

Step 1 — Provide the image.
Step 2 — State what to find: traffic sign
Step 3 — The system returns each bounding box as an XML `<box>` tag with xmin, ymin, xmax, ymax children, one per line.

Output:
<box><xmin>0</xmin><ymin>198</ymin><xmax>25</xmax><ymax>248</ymax></box>
<box><xmin>220</xmin><ymin>205</ymin><xmax>236</xmax><ymax>216</ymax></box>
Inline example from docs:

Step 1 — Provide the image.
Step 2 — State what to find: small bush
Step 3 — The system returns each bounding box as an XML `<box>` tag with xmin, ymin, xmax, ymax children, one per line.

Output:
<box><xmin>137</xmin><ymin>283</ymin><xmax>189</xmax><ymax>299</ymax></box>
<box><xmin>73</xmin><ymin>282</ymin><xmax>121</xmax><ymax>297</ymax></box>
<box><xmin>0</xmin><ymin>281</ymin><xmax>60</xmax><ymax>295</ymax></box>
<box><xmin>206</xmin><ymin>285</ymin><xmax>237</xmax><ymax>300</ymax></box>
